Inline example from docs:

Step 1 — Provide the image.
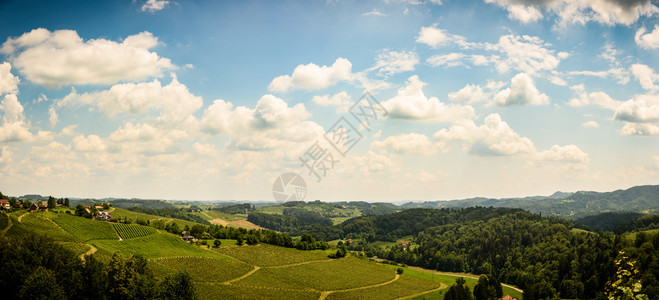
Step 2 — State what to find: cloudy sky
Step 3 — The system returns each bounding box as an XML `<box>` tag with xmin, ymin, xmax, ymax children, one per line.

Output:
<box><xmin>0</xmin><ymin>0</ymin><xmax>657</xmax><ymax>201</ymax></box>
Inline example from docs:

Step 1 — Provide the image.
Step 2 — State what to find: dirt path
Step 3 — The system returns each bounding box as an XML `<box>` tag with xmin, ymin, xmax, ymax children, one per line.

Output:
<box><xmin>1</xmin><ymin>213</ymin><xmax>12</xmax><ymax>234</ymax></box>
<box><xmin>223</xmin><ymin>266</ymin><xmax>260</xmax><ymax>285</ymax></box>
<box><xmin>80</xmin><ymin>244</ymin><xmax>97</xmax><ymax>261</ymax></box>
<box><xmin>17</xmin><ymin>212</ymin><xmax>28</xmax><ymax>223</ymax></box>
<box><xmin>318</xmin><ymin>273</ymin><xmax>401</xmax><ymax>300</ymax></box>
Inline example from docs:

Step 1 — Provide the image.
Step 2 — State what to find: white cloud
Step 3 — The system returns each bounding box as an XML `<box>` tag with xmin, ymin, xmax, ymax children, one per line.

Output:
<box><xmin>484</xmin><ymin>0</ymin><xmax>658</xmax><ymax>26</ymax></box>
<box><xmin>1</xmin><ymin>29</ymin><xmax>174</xmax><ymax>88</ymax></box>
<box><xmin>582</xmin><ymin>121</ymin><xmax>600</xmax><ymax>128</ymax></box>
<box><xmin>448</xmin><ymin>84</ymin><xmax>488</xmax><ymax>104</ymax></box>
<box><xmin>493</xmin><ymin>73</ymin><xmax>549</xmax><ymax>106</ymax></box>
<box><xmin>635</xmin><ymin>25</ymin><xmax>659</xmax><ymax>49</ymax></box>
<box><xmin>567</xmin><ymin>68</ymin><xmax>629</xmax><ymax>85</ymax></box>
<box><xmin>486</xmin><ymin>0</ymin><xmax>544</xmax><ymax>23</ymax></box>
<box><xmin>58</xmin><ymin>74</ymin><xmax>202</xmax><ymax>125</ymax></box>
<box><xmin>371</xmin><ymin>133</ymin><xmax>437</xmax><ymax>155</ymax></box>
<box><xmin>426</xmin><ymin>53</ymin><xmax>466</xmax><ymax>68</ymax></box>
<box><xmin>631</xmin><ymin>64</ymin><xmax>659</xmax><ymax>91</ymax></box>
<box><xmin>201</xmin><ymin>94</ymin><xmax>311</xmax><ymax>135</ymax></box>
<box><xmin>614</xmin><ymin>94</ymin><xmax>659</xmax><ymax>123</ymax></box>
<box><xmin>536</xmin><ymin>145</ymin><xmax>589</xmax><ymax>164</ymax></box>
<box><xmin>369</xmin><ymin>50</ymin><xmax>418</xmax><ymax>76</ymax></box>
<box><xmin>361</xmin><ymin>9</ymin><xmax>389</xmax><ymax>16</ymax></box>
<box><xmin>72</xmin><ymin>134</ymin><xmax>106</xmax><ymax>153</ymax></box>
<box><xmin>415</xmin><ymin>24</ymin><xmax>467</xmax><ymax>48</ymax></box>
<box><xmin>619</xmin><ymin>122</ymin><xmax>659</xmax><ymax>136</ymax></box>
<box><xmin>381</xmin><ymin>75</ymin><xmax>475</xmax><ymax>122</ymax></box>
<box><xmin>141</xmin><ymin>0</ymin><xmax>170</xmax><ymax>13</ymax></box>
<box><xmin>448</xmin><ymin>80</ymin><xmax>506</xmax><ymax>104</ymax></box>
<box><xmin>0</xmin><ymin>94</ymin><xmax>52</xmax><ymax>143</ymax></box>
<box><xmin>268</xmin><ymin>58</ymin><xmax>352</xmax><ymax>93</ymax></box>
<box><xmin>48</xmin><ymin>106</ymin><xmax>58</xmax><ymax>127</ymax></box>
<box><xmin>493</xmin><ymin>35</ymin><xmax>561</xmax><ymax>75</ymax></box>
<box><xmin>568</xmin><ymin>88</ymin><xmax>621</xmax><ymax>110</ymax></box>
<box><xmin>312</xmin><ymin>91</ymin><xmax>352</xmax><ymax>113</ymax></box>
<box><xmin>0</xmin><ymin>62</ymin><xmax>19</xmax><ymax>95</ymax></box>
<box><xmin>434</xmin><ymin>113</ymin><xmax>536</xmax><ymax>156</ymax></box>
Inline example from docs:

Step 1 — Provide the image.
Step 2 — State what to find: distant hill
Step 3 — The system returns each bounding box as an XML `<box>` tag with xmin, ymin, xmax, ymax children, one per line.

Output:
<box><xmin>402</xmin><ymin>185</ymin><xmax>659</xmax><ymax>219</ymax></box>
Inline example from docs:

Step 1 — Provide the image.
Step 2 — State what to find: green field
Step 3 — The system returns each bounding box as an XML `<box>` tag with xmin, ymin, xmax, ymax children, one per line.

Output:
<box><xmin>52</xmin><ymin>213</ymin><xmax>118</xmax><ymax>241</ymax></box>
<box><xmin>91</xmin><ymin>232</ymin><xmax>228</xmax><ymax>259</ymax></box>
<box><xmin>14</xmin><ymin>213</ymin><xmax>78</xmax><ymax>242</ymax></box>
<box><xmin>236</xmin><ymin>257</ymin><xmax>396</xmax><ymax>291</ymax></box>
<box><xmin>327</xmin><ymin>274</ymin><xmax>441</xmax><ymax>300</ymax></box>
<box><xmin>151</xmin><ymin>257</ymin><xmax>252</xmax><ymax>282</ymax></box>
<box><xmin>196</xmin><ymin>282</ymin><xmax>320</xmax><ymax>300</ymax></box>
<box><xmin>113</xmin><ymin>223</ymin><xmax>157</xmax><ymax>239</ymax></box>
<box><xmin>214</xmin><ymin>244</ymin><xmax>331</xmax><ymax>267</ymax></box>
<box><xmin>380</xmin><ymin>265</ymin><xmax>524</xmax><ymax>300</ymax></box>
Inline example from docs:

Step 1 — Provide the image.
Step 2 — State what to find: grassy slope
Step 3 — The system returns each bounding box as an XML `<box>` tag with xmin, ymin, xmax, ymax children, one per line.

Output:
<box><xmin>381</xmin><ymin>265</ymin><xmax>524</xmax><ymax>300</ymax></box>
<box><xmin>213</xmin><ymin>244</ymin><xmax>331</xmax><ymax>267</ymax></box>
<box><xmin>90</xmin><ymin>232</ymin><xmax>228</xmax><ymax>260</ymax></box>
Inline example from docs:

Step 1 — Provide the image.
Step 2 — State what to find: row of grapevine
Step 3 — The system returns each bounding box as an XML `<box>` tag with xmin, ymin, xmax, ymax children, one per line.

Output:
<box><xmin>113</xmin><ymin>223</ymin><xmax>156</xmax><ymax>239</ymax></box>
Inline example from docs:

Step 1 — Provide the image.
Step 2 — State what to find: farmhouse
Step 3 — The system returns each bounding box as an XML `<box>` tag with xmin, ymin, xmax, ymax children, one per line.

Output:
<box><xmin>29</xmin><ymin>203</ymin><xmax>39</xmax><ymax>212</ymax></box>
<box><xmin>180</xmin><ymin>231</ymin><xmax>197</xmax><ymax>243</ymax></box>
<box><xmin>0</xmin><ymin>199</ymin><xmax>9</xmax><ymax>210</ymax></box>
<box><xmin>96</xmin><ymin>211</ymin><xmax>112</xmax><ymax>221</ymax></box>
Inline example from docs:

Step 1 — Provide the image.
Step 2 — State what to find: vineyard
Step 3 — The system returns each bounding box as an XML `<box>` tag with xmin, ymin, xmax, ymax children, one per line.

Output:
<box><xmin>113</xmin><ymin>223</ymin><xmax>156</xmax><ymax>239</ymax></box>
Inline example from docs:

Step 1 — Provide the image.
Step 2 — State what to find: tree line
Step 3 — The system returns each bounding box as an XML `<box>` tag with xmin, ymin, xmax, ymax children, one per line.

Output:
<box><xmin>0</xmin><ymin>233</ymin><xmax>196</xmax><ymax>300</ymax></box>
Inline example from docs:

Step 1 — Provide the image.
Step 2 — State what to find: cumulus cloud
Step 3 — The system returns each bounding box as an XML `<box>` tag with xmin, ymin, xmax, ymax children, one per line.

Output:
<box><xmin>1</xmin><ymin>28</ymin><xmax>174</xmax><ymax>88</ymax></box>
<box><xmin>368</xmin><ymin>50</ymin><xmax>419</xmax><ymax>76</ymax></box>
<box><xmin>0</xmin><ymin>62</ymin><xmax>19</xmax><ymax>95</ymax></box>
<box><xmin>485</xmin><ymin>0</ymin><xmax>543</xmax><ymax>23</ymax></box>
<box><xmin>0</xmin><ymin>94</ymin><xmax>51</xmax><ymax>143</ymax></box>
<box><xmin>614</xmin><ymin>94</ymin><xmax>659</xmax><ymax>123</ymax></box>
<box><xmin>631</xmin><ymin>64</ymin><xmax>659</xmax><ymax>91</ymax></box>
<box><xmin>484</xmin><ymin>0</ymin><xmax>658</xmax><ymax>26</ymax></box>
<box><xmin>371</xmin><ymin>133</ymin><xmax>437</xmax><ymax>155</ymax></box>
<box><xmin>448</xmin><ymin>80</ymin><xmax>506</xmax><ymax>104</ymax></box>
<box><xmin>268</xmin><ymin>58</ymin><xmax>353</xmax><ymax>92</ymax></box>
<box><xmin>493</xmin><ymin>35</ymin><xmax>561</xmax><ymax>75</ymax></box>
<box><xmin>619</xmin><ymin>122</ymin><xmax>659</xmax><ymax>136</ymax></box>
<box><xmin>58</xmin><ymin>74</ymin><xmax>202</xmax><ymax>125</ymax></box>
<box><xmin>141</xmin><ymin>0</ymin><xmax>170</xmax><ymax>13</ymax></box>
<box><xmin>381</xmin><ymin>75</ymin><xmax>475</xmax><ymax>122</ymax></box>
<box><xmin>434</xmin><ymin>113</ymin><xmax>535</xmax><ymax>156</ymax></box>
<box><xmin>536</xmin><ymin>145</ymin><xmax>589</xmax><ymax>164</ymax></box>
<box><xmin>635</xmin><ymin>25</ymin><xmax>659</xmax><ymax>49</ymax></box>
<box><xmin>361</xmin><ymin>9</ymin><xmax>389</xmax><ymax>16</ymax></box>
<box><xmin>201</xmin><ymin>94</ymin><xmax>311</xmax><ymax>135</ymax></box>
<box><xmin>493</xmin><ymin>73</ymin><xmax>549</xmax><ymax>106</ymax></box>
<box><xmin>312</xmin><ymin>91</ymin><xmax>352</xmax><ymax>113</ymax></box>
<box><xmin>415</xmin><ymin>24</ymin><xmax>467</xmax><ymax>48</ymax></box>
<box><xmin>568</xmin><ymin>85</ymin><xmax>621</xmax><ymax>109</ymax></box>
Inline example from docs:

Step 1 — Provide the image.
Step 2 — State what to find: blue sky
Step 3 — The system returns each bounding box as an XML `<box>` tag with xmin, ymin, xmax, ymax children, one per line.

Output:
<box><xmin>0</xmin><ymin>0</ymin><xmax>657</xmax><ymax>201</ymax></box>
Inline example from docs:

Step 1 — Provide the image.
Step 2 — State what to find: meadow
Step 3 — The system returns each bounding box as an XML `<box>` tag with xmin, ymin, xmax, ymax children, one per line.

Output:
<box><xmin>90</xmin><ymin>232</ymin><xmax>228</xmax><ymax>259</ymax></box>
<box><xmin>150</xmin><ymin>257</ymin><xmax>252</xmax><ymax>282</ymax></box>
<box><xmin>214</xmin><ymin>243</ymin><xmax>331</xmax><ymax>266</ymax></box>
<box><xmin>236</xmin><ymin>256</ymin><xmax>396</xmax><ymax>291</ymax></box>
<box><xmin>51</xmin><ymin>213</ymin><xmax>118</xmax><ymax>241</ymax></box>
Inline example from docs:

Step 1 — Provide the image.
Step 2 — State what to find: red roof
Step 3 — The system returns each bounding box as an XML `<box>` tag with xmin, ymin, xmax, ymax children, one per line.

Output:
<box><xmin>0</xmin><ymin>199</ymin><xmax>9</xmax><ymax>204</ymax></box>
